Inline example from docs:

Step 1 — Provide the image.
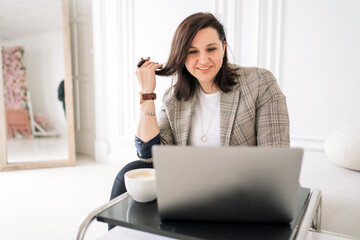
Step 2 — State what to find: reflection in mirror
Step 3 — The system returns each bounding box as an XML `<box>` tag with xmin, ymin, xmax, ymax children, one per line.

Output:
<box><xmin>0</xmin><ymin>0</ymin><xmax>75</xmax><ymax>169</ymax></box>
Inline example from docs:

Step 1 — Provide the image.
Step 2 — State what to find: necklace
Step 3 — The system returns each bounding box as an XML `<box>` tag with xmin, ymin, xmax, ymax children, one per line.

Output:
<box><xmin>199</xmin><ymin>91</ymin><xmax>220</xmax><ymax>142</ymax></box>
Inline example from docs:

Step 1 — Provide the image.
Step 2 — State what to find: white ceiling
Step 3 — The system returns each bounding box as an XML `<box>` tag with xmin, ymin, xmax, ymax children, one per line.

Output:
<box><xmin>0</xmin><ymin>0</ymin><xmax>62</xmax><ymax>40</ymax></box>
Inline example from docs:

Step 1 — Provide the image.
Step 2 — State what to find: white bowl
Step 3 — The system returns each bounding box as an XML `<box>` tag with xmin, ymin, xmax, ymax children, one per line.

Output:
<box><xmin>124</xmin><ymin>168</ymin><xmax>156</xmax><ymax>203</ymax></box>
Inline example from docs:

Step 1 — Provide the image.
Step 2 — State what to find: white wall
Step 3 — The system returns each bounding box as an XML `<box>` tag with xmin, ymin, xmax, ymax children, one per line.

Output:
<box><xmin>281</xmin><ymin>0</ymin><xmax>360</xmax><ymax>150</ymax></box>
<box><xmin>92</xmin><ymin>0</ymin><xmax>360</xmax><ymax>163</ymax></box>
<box><xmin>3</xmin><ymin>31</ymin><xmax>67</xmax><ymax>136</ymax></box>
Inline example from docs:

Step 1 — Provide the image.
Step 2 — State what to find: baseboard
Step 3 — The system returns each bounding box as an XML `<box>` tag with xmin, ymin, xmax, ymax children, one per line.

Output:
<box><xmin>106</xmin><ymin>144</ymin><xmax>138</xmax><ymax>165</ymax></box>
<box><xmin>95</xmin><ymin>140</ymin><xmax>135</xmax><ymax>165</ymax></box>
<box><xmin>96</xmin><ymin>137</ymin><xmax>325</xmax><ymax>163</ymax></box>
<box><xmin>290</xmin><ymin>137</ymin><xmax>325</xmax><ymax>152</ymax></box>
<box><xmin>95</xmin><ymin>140</ymin><xmax>108</xmax><ymax>163</ymax></box>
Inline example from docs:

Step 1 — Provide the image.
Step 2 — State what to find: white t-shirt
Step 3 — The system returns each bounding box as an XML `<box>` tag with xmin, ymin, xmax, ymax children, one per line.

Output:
<box><xmin>189</xmin><ymin>88</ymin><xmax>221</xmax><ymax>146</ymax></box>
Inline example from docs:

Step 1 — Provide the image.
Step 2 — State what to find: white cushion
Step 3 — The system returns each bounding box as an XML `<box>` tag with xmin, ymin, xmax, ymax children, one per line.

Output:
<box><xmin>324</xmin><ymin>127</ymin><xmax>360</xmax><ymax>171</ymax></box>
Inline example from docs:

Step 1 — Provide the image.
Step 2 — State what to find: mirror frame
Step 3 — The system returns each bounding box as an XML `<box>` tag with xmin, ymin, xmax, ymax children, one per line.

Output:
<box><xmin>0</xmin><ymin>0</ymin><xmax>76</xmax><ymax>171</ymax></box>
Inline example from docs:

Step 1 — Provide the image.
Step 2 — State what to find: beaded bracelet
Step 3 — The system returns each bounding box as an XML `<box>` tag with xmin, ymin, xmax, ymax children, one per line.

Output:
<box><xmin>140</xmin><ymin>109</ymin><xmax>156</xmax><ymax>116</ymax></box>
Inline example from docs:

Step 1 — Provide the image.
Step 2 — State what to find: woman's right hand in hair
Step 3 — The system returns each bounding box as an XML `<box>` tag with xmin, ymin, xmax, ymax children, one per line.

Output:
<box><xmin>136</xmin><ymin>57</ymin><xmax>163</xmax><ymax>93</ymax></box>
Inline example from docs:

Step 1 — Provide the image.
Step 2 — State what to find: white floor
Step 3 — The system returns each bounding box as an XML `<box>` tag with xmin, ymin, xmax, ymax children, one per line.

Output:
<box><xmin>100</xmin><ymin>226</ymin><xmax>355</xmax><ymax>240</ymax></box>
<box><xmin>300</xmin><ymin>151</ymin><xmax>360</xmax><ymax>238</ymax></box>
<box><xmin>0</xmin><ymin>155</ymin><xmax>119</xmax><ymax>240</ymax></box>
<box><xmin>0</xmin><ymin>151</ymin><xmax>359</xmax><ymax>240</ymax></box>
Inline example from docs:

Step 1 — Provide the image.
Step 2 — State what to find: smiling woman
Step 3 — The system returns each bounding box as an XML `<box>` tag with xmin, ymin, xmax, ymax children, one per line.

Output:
<box><xmin>0</xmin><ymin>0</ymin><xmax>76</xmax><ymax>171</ymax></box>
<box><xmin>109</xmin><ymin>12</ymin><xmax>290</xmax><ymax>215</ymax></box>
<box><xmin>185</xmin><ymin>28</ymin><xmax>226</xmax><ymax>94</ymax></box>
<box><xmin>153</xmin><ymin>13</ymin><xmax>239</xmax><ymax>101</ymax></box>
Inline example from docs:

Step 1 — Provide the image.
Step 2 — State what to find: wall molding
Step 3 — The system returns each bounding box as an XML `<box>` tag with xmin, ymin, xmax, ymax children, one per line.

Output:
<box><xmin>214</xmin><ymin>0</ymin><xmax>283</xmax><ymax>83</ymax></box>
<box><xmin>70</xmin><ymin>0</ymin><xmax>95</xmax><ymax>155</ymax></box>
<box><xmin>291</xmin><ymin>136</ymin><xmax>325</xmax><ymax>152</ymax></box>
<box><xmin>93</xmin><ymin>0</ymin><xmax>314</xmax><ymax>163</ymax></box>
<box><xmin>214</xmin><ymin>1</ymin><xmax>323</xmax><ymax>152</ymax></box>
<box><xmin>92</xmin><ymin>0</ymin><xmax>109</xmax><ymax>161</ymax></box>
<box><xmin>95</xmin><ymin>140</ymin><xmax>108</xmax><ymax>163</ymax></box>
<box><xmin>92</xmin><ymin>0</ymin><xmax>136</xmax><ymax>163</ymax></box>
<box><xmin>116</xmin><ymin>0</ymin><xmax>136</xmax><ymax>136</ymax></box>
<box><xmin>213</xmin><ymin>0</ymin><xmax>239</xmax><ymax>63</ymax></box>
<box><xmin>256</xmin><ymin>0</ymin><xmax>283</xmax><ymax>82</ymax></box>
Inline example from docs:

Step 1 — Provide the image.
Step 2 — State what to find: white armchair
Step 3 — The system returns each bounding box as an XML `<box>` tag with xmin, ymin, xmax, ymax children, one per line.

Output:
<box><xmin>325</xmin><ymin>127</ymin><xmax>360</xmax><ymax>171</ymax></box>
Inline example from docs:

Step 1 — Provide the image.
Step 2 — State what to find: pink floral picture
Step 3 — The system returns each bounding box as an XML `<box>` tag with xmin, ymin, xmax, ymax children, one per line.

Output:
<box><xmin>2</xmin><ymin>46</ymin><xmax>27</xmax><ymax>109</ymax></box>
<box><xmin>2</xmin><ymin>46</ymin><xmax>32</xmax><ymax>138</ymax></box>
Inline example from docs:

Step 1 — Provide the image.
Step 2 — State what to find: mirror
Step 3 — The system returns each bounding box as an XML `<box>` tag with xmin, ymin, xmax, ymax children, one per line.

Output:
<box><xmin>0</xmin><ymin>0</ymin><xmax>75</xmax><ymax>170</ymax></box>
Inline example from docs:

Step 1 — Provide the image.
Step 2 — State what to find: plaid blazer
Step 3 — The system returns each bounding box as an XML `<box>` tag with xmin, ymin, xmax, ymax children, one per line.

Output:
<box><xmin>157</xmin><ymin>66</ymin><xmax>290</xmax><ymax>148</ymax></box>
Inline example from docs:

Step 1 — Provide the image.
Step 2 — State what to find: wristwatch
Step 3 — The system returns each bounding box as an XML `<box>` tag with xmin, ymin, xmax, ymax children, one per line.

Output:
<box><xmin>139</xmin><ymin>92</ymin><xmax>156</xmax><ymax>104</ymax></box>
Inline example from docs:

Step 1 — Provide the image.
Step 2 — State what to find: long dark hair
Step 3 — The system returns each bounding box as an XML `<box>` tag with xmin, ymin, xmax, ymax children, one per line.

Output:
<box><xmin>156</xmin><ymin>12</ymin><xmax>239</xmax><ymax>101</ymax></box>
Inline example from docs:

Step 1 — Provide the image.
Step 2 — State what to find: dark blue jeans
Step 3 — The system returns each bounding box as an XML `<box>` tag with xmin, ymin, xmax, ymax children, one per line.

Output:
<box><xmin>109</xmin><ymin>160</ymin><xmax>153</xmax><ymax>230</ymax></box>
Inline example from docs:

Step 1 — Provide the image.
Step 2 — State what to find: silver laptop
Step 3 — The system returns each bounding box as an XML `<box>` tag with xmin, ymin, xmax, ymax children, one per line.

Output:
<box><xmin>152</xmin><ymin>146</ymin><xmax>303</xmax><ymax>223</ymax></box>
